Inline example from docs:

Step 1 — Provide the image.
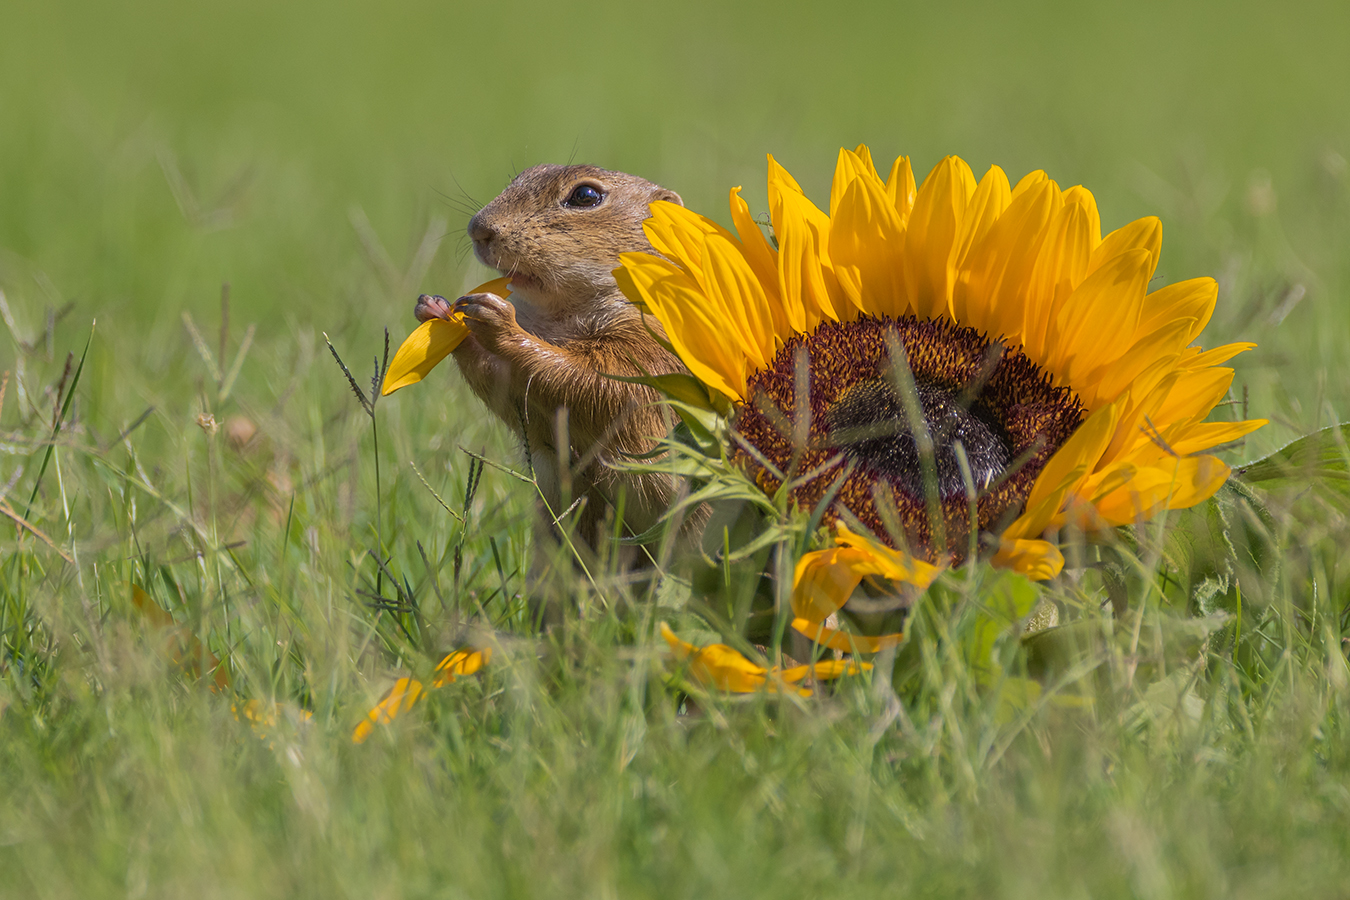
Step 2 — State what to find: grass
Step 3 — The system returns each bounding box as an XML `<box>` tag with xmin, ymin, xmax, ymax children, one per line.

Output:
<box><xmin>2</xmin><ymin>0</ymin><xmax>1350</xmax><ymax>896</ymax></box>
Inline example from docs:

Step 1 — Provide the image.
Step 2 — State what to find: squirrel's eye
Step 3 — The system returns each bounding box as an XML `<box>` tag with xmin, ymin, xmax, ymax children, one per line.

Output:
<box><xmin>563</xmin><ymin>184</ymin><xmax>605</xmax><ymax>208</ymax></box>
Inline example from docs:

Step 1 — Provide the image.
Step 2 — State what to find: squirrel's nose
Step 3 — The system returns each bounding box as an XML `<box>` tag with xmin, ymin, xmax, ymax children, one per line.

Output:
<box><xmin>467</xmin><ymin>214</ymin><xmax>495</xmax><ymax>247</ymax></box>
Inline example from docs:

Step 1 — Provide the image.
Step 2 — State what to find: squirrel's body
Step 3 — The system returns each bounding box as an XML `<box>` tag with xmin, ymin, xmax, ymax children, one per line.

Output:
<box><xmin>416</xmin><ymin>164</ymin><xmax>687</xmax><ymax>553</ymax></box>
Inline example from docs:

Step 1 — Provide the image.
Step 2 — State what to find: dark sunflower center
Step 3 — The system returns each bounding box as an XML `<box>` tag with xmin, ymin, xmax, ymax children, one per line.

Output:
<box><xmin>731</xmin><ymin>315</ymin><xmax>1084</xmax><ymax>565</ymax></box>
<box><xmin>826</xmin><ymin>377</ymin><xmax>1013</xmax><ymax>502</ymax></box>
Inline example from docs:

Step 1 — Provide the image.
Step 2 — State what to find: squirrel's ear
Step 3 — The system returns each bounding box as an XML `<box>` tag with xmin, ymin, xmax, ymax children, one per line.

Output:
<box><xmin>653</xmin><ymin>189</ymin><xmax>683</xmax><ymax>207</ymax></box>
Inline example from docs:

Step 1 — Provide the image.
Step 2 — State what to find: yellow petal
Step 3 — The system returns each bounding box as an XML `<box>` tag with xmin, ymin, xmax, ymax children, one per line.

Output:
<box><xmin>729</xmin><ymin>187</ymin><xmax>784</xmax><ymax>328</ymax></box>
<box><xmin>1048</xmin><ymin>248</ymin><xmax>1153</xmax><ymax>386</ymax></box>
<box><xmin>1163</xmin><ymin>419</ymin><xmax>1268</xmax><ymax>457</ymax></box>
<box><xmin>351</xmin><ymin>677</ymin><xmax>426</xmax><ymax>743</ymax></box>
<box><xmin>660</xmin><ymin>622</ymin><xmax>770</xmax><ymax>693</ymax></box>
<box><xmin>832</xmin><ymin>522</ymin><xmax>945</xmax><ymax>588</ymax></box>
<box><xmin>382</xmin><ymin>319</ymin><xmax>467</xmax><ymax>396</ymax></box>
<box><xmin>661</xmin><ymin>624</ymin><xmax>836</xmax><ymax>697</ymax></box>
<box><xmin>788</xmin><ymin>520</ymin><xmax>939</xmax><ymax>634</ymax></box>
<box><xmin>829</xmin><ymin>175</ymin><xmax>908</xmax><ymax>320</ymax></box>
<box><xmin>791</xmin><ymin>523</ymin><xmax>943</xmax><ymax>629</ymax></box>
<box><xmin>1179</xmin><ymin>341</ymin><xmax>1256</xmax><ymax>371</ymax></box>
<box><xmin>1086</xmin><ymin>456</ymin><xmax>1231</xmax><ymax>526</ymax></box>
<box><xmin>1011</xmin><ymin>169</ymin><xmax>1049</xmax><ymax>197</ymax></box>
<box><xmin>830</xmin><ymin>145</ymin><xmax>885</xmax><ymax>219</ymax></box>
<box><xmin>1149</xmin><ymin>367</ymin><xmax>1237</xmax><ymax>430</ymax></box>
<box><xmin>991</xmin><ymin>537</ymin><xmax>1064</xmax><ymax>581</ymax></box>
<box><xmin>1013</xmin><ymin>401</ymin><xmax>1122</xmax><ymax>536</ymax></box>
<box><xmin>954</xmin><ymin>177</ymin><xmax>1060</xmax><ymax>341</ymax></box>
<box><xmin>1061</xmin><ymin>186</ymin><xmax>1102</xmax><ymax>251</ymax></box>
<box><xmin>617</xmin><ymin>253</ymin><xmax>747</xmax><ymax>400</ymax></box>
<box><xmin>1079</xmin><ymin>318</ymin><xmax>1191</xmax><ymax>411</ymax></box>
<box><xmin>1133</xmin><ymin>277</ymin><xmax>1218</xmax><ymax>345</ymax></box>
<box><xmin>381</xmin><ymin>277</ymin><xmax>512</xmax><ymax>396</ymax></box>
<box><xmin>791</xmin><ymin>618</ymin><xmax>903</xmax><ymax>654</ymax></box>
<box><xmin>951</xmin><ymin>165</ymin><xmax>1012</xmax><ymax>284</ymax></box>
<box><xmin>903</xmin><ymin>156</ymin><xmax>977</xmax><ymax>321</ymax></box>
<box><xmin>851</xmin><ymin>143</ymin><xmax>879</xmax><ymax>181</ymax></box>
<box><xmin>692</xmin><ymin>645</ymin><xmax>770</xmax><ymax>692</ymax></box>
<box><xmin>430</xmin><ymin>647</ymin><xmax>492</xmax><ymax>688</ymax></box>
<box><xmin>779</xmin><ymin>658</ymin><xmax>873</xmax><ymax>683</ymax></box>
<box><xmin>644</xmin><ymin>201</ymin><xmax>736</xmax><ymax>284</ymax></box>
<box><xmin>1021</xmin><ymin>198</ymin><xmax>1095</xmax><ymax>363</ymax></box>
<box><xmin>885</xmin><ymin>155</ymin><xmax>917</xmax><ymax>226</ymax></box>
<box><xmin>1088</xmin><ymin>216</ymin><xmax>1162</xmax><ymax>280</ymax></box>
<box><xmin>1098</xmin><ymin>364</ymin><xmax>1183</xmax><ymax>467</ymax></box>
<box><xmin>702</xmin><ymin>233</ymin><xmax>777</xmax><ymax>372</ymax></box>
<box><xmin>792</xmin><ymin>546</ymin><xmax>867</xmax><ymax>623</ymax></box>
<box><xmin>774</xmin><ymin>188</ymin><xmax>844</xmax><ymax>330</ymax></box>
<box><xmin>767</xmin><ymin>153</ymin><xmax>809</xmax><ymax>199</ymax></box>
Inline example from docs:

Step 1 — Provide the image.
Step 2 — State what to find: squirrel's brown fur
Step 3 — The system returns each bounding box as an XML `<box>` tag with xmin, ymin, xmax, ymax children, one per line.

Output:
<box><xmin>416</xmin><ymin>164</ymin><xmax>688</xmax><ymax>554</ymax></box>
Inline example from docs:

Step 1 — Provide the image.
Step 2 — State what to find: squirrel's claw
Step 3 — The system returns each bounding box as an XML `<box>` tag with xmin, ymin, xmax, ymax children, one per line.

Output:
<box><xmin>453</xmin><ymin>292</ymin><xmax>518</xmax><ymax>352</ymax></box>
<box><xmin>414</xmin><ymin>293</ymin><xmax>454</xmax><ymax>323</ymax></box>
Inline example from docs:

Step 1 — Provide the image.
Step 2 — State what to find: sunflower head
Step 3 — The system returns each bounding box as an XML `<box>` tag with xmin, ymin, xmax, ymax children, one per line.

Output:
<box><xmin>733</xmin><ymin>312</ymin><xmax>1085</xmax><ymax>564</ymax></box>
<box><xmin>618</xmin><ymin>146</ymin><xmax>1266</xmax><ymax>583</ymax></box>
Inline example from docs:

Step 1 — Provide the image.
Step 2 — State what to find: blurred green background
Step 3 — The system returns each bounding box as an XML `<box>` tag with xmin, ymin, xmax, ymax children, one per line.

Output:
<box><xmin>3</xmin><ymin>3</ymin><xmax>1350</xmax><ymax>895</ymax></box>
<box><xmin>2</xmin><ymin>0</ymin><xmax>1347</xmax><ymax>457</ymax></box>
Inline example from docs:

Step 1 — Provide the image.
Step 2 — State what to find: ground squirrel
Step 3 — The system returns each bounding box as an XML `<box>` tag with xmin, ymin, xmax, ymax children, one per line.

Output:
<box><xmin>415</xmin><ymin>164</ymin><xmax>689</xmax><ymax>559</ymax></box>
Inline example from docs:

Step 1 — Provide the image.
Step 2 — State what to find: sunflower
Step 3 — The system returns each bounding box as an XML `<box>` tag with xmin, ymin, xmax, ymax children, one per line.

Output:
<box><xmin>617</xmin><ymin>147</ymin><xmax>1266</xmax><ymax>626</ymax></box>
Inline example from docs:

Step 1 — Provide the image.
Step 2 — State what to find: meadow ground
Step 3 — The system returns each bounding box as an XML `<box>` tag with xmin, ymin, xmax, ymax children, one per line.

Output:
<box><xmin>2</xmin><ymin>1</ymin><xmax>1349</xmax><ymax>897</ymax></box>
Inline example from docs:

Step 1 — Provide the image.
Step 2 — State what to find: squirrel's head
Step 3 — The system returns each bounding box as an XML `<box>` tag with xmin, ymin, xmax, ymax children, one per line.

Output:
<box><xmin>467</xmin><ymin>164</ymin><xmax>682</xmax><ymax>317</ymax></box>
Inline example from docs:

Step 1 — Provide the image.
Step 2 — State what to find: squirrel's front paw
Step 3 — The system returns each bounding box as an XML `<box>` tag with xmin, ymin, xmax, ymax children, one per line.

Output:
<box><xmin>454</xmin><ymin>292</ymin><xmax>520</xmax><ymax>352</ymax></box>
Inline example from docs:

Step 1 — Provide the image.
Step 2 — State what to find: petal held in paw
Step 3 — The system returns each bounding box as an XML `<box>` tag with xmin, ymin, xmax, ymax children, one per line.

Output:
<box><xmin>382</xmin><ymin>319</ymin><xmax>468</xmax><ymax>396</ymax></box>
<box><xmin>381</xmin><ymin>277</ymin><xmax>513</xmax><ymax>396</ymax></box>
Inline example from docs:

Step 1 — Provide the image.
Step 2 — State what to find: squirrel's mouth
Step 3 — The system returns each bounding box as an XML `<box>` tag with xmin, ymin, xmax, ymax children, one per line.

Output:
<box><xmin>474</xmin><ymin>242</ymin><xmax>539</xmax><ymax>293</ymax></box>
<box><xmin>476</xmin><ymin>245</ymin><xmax>543</xmax><ymax>294</ymax></box>
<box><xmin>502</xmin><ymin>269</ymin><xmax>542</xmax><ymax>292</ymax></box>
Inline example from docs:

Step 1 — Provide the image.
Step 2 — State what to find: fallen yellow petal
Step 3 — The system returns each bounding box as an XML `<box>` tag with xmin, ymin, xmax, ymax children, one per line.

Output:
<box><xmin>661</xmin><ymin>622</ymin><xmax>768</xmax><ymax>692</ymax></box>
<box><xmin>351</xmin><ymin>676</ymin><xmax>425</xmax><ymax>744</ymax></box>
<box><xmin>431</xmin><ymin>647</ymin><xmax>492</xmax><ymax>688</ymax></box>
<box><xmin>779</xmin><ymin>658</ymin><xmax>873</xmax><ymax>683</ymax></box>
<box><xmin>233</xmin><ymin>699</ymin><xmax>314</xmax><ymax>745</ymax></box>
<box><xmin>661</xmin><ymin>622</ymin><xmax>872</xmax><ymax>696</ymax></box>
<box><xmin>130</xmin><ymin>583</ymin><xmax>230</xmax><ymax>690</ymax></box>
<box><xmin>351</xmin><ymin>644</ymin><xmax>492</xmax><ymax>743</ymax></box>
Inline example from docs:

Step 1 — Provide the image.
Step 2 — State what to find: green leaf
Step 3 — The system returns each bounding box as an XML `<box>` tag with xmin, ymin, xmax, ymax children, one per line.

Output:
<box><xmin>967</xmin><ymin>572</ymin><xmax>1042</xmax><ymax>685</ymax></box>
<box><xmin>1161</xmin><ymin>479</ymin><xmax>1278</xmax><ymax>612</ymax></box>
<box><xmin>666</xmin><ymin>400</ymin><xmax>724</xmax><ymax>456</ymax></box>
<box><xmin>1235</xmin><ymin>423</ymin><xmax>1350</xmax><ymax>495</ymax></box>
<box><xmin>994</xmin><ymin>676</ymin><xmax>1044</xmax><ymax>726</ymax></box>
<box><xmin>1022</xmin><ymin>620</ymin><xmax>1108</xmax><ymax>681</ymax></box>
